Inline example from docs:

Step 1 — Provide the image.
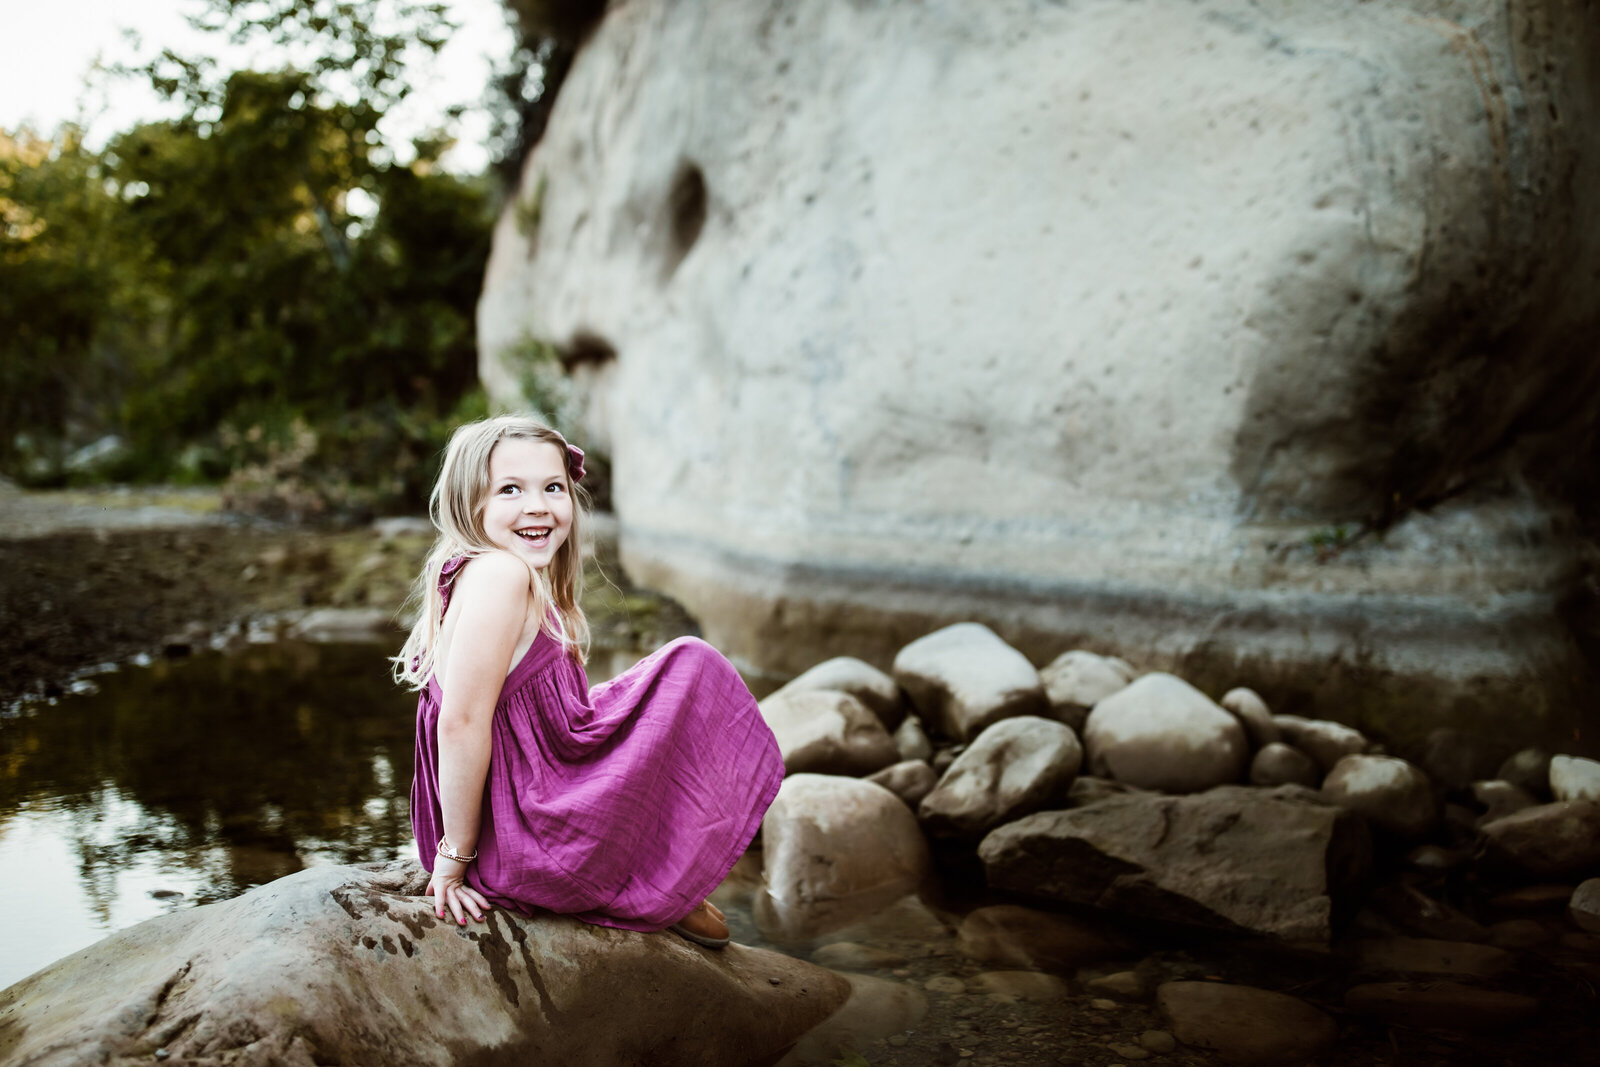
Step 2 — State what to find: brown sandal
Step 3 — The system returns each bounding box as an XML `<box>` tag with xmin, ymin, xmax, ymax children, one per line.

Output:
<box><xmin>668</xmin><ymin>900</ymin><xmax>730</xmax><ymax>949</ymax></box>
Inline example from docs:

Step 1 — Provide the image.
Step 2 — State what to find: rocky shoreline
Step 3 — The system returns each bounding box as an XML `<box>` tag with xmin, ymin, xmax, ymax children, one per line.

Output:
<box><xmin>749</xmin><ymin>622</ymin><xmax>1600</xmax><ymax>1064</ymax></box>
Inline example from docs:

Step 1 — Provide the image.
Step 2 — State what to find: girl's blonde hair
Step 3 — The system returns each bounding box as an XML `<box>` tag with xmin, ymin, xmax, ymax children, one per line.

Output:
<box><xmin>393</xmin><ymin>415</ymin><xmax>590</xmax><ymax>689</ymax></box>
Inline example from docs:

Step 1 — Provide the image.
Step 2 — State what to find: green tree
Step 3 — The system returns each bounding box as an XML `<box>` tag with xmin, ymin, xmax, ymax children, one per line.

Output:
<box><xmin>2</xmin><ymin>0</ymin><xmax>495</xmax><ymax>512</ymax></box>
<box><xmin>0</xmin><ymin>127</ymin><xmax>153</xmax><ymax>477</ymax></box>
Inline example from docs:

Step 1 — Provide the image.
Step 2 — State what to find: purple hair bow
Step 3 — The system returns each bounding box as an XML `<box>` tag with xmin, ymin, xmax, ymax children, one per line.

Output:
<box><xmin>564</xmin><ymin>441</ymin><xmax>586</xmax><ymax>483</ymax></box>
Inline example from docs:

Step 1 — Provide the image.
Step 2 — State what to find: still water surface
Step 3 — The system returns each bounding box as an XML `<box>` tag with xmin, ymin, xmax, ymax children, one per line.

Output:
<box><xmin>0</xmin><ymin>641</ymin><xmax>433</xmax><ymax>988</ymax></box>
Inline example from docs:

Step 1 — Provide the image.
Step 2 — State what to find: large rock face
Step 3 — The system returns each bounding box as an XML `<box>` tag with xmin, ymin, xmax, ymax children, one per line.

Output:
<box><xmin>479</xmin><ymin>0</ymin><xmax>1600</xmax><ymax>744</ymax></box>
<box><xmin>0</xmin><ymin>861</ymin><xmax>850</xmax><ymax>1067</ymax></box>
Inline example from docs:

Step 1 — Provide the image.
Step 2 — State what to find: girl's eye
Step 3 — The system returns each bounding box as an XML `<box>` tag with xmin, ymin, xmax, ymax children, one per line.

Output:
<box><xmin>546</xmin><ymin>482</ymin><xmax>565</xmax><ymax>494</ymax></box>
<box><xmin>498</xmin><ymin>484</ymin><xmax>519</xmax><ymax>496</ymax></box>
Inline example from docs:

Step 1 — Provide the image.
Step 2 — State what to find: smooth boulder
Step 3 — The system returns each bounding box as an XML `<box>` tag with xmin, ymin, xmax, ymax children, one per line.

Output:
<box><xmin>1479</xmin><ymin>800</ymin><xmax>1600</xmax><ymax>876</ymax></box>
<box><xmin>759</xmin><ymin>689</ymin><xmax>900</xmax><ymax>777</ymax></box>
<box><xmin>866</xmin><ymin>759</ymin><xmax>939</xmax><ymax>808</ymax></box>
<box><xmin>770</xmin><ymin>656</ymin><xmax>905</xmax><ymax>730</ymax></box>
<box><xmin>1550</xmin><ymin>754</ymin><xmax>1600</xmax><ymax>802</ymax></box>
<box><xmin>1569</xmin><ymin>878</ymin><xmax>1600</xmax><ymax>933</ymax></box>
<box><xmin>1083</xmin><ymin>673</ymin><xmax>1248</xmax><ymax>793</ymax></box>
<box><xmin>1321</xmin><ymin>754</ymin><xmax>1438</xmax><ymax>838</ymax></box>
<box><xmin>918</xmin><ymin>716</ymin><xmax>1082</xmax><ymax>840</ymax></box>
<box><xmin>1039</xmin><ymin>650</ymin><xmax>1132</xmax><ymax>730</ymax></box>
<box><xmin>1220</xmin><ymin>687</ymin><xmax>1280</xmax><ymax>748</ymax></box>
<box><xmin>892</xmin><ymin>623</ymin><xmax>1047</xmax><ymax>741</ymax></box>
<box><xmin>755</xmin><ymin>774</ymin><xmax>931</xmax><ymax>942</ymax></box>
<box><xmin>1249</xmin><ymin>742</ymin><xmax>1320</xmax><ymax>788</ymax></box>
<box><xmin>978</xmin><ymin>785</ymin><xmax>1371</xmax><ymax>944</ymax></box>
<box><xmin>0</xmin><ymin>861</ymin><xmax>849</xmax><ymax>1067</ymax></box>
<box><xmin>1157</xmin><ymin>981</ymin><xmax>1338</xmax><ymax>1065</ymax></box>
<box><xmin>1274</xmin><ymin>715</ymin><xmax>1368</xmax><ymax>772</ymax></box>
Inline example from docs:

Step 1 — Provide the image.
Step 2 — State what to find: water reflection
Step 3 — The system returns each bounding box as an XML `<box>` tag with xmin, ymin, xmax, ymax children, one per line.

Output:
<box><xmin>0</xmin><ymin>642</ymin><xmax>417</xmax><ymax>987</ymax></box>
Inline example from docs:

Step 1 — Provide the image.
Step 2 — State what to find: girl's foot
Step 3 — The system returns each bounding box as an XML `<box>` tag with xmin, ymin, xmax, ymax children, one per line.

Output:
<box><xmin>669</xmin><ymin>900</ymin><xmax>730</xmax><ymax>949</ymax></box>
<box><xmin>704</xmin><ymin>899</ymin><xmax>726</xmax><ymax>923</ymax></box>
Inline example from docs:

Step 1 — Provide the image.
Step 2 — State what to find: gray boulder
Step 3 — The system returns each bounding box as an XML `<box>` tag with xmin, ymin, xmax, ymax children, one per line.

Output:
<box><xmin>770</xmin><ymin>656</ymin><xmax>905</xmax><ymax>730</ymax></box>
<box><xmin>1083</xmin><ymin>673</ymin><xmax>1248</xmax><ymax>793</ymax></box>
<box><xmin>1249</xmin><ymin>742</ymin><xmax>1321</xmax><ymax>788</ymax></box>
<box><xmin>1321</xmin><ymin>754</ymin><xmax>1438</xmax><ymax>839</ymax></box>
<box><xmin>759</xmin><ymin>689</ymin><xmax>899</xmax><ymax>777</ymax></box>
<box><xmin>755</xmin><ymin>774</ymin><xmax>931</xmax><ymax>943</ymax></box>
<box><xmin>892</xmin><ymin>623</ymin><xmax>1047</xmax><ymax>741</ymax></box>
<box><xmin>866</xmin><ymin>759</ymin><xmax>939</xmax><ymax>808</ymax></box>
<box><xmin>1569</xmin><ymin>878</ymin><xmax>1600</xmax><ymax>933</ymax></box>
<box><xmin>892</xmin><ymin>714</ymin><xmax>933</xmax><ymax>762</ymax></box>
<box><xmin>1496</xmin><ymin>747</ymin><xmax>1553</xmax><ymax>798</ymax></box>
<box><xmin>1039</xmin><ymin>650</ymin><xmax>1132</xmax><ymax>731</ymax></box>
<box><xmin>0</xmin><ymin>861</ymin><xmax>848</xmax><ymax>1067</ymax></box>
<box><xmin>1470</xmin><ymin>779</ymin><xmax>1539</xmax><ymax>825</ymax></box>
<box><xmin>1479</xmin><ymin>800</ymin><xmax>1600</xmax><ymax>876</ymax></box>
<box><xmin>1157</xmin><ymin>981</ymin><xmax>1338</xmax><ymax>1066</ymax></box>
<box><xmin>1220</xmin><ymin>687</ymin><xmax>1280</xmax><ymax>749</ymax></box>
<box><xmin>918</xmin><ymin>716</ymin><xmax>1082</xmax><ymax>840</ymax></box>
<box><xmin>1550</xmin><ymin>754</ymin><xmax>1600</xmax><ymax>802</ymax></box>
<box><xmin>978</xmin><ymin>785</ymin><xmax>1371</xmax><ymax>945</ymax></box>
<box><xmin>1274</xmin><ymin>715</ymin><xmax>1369</xmax><ymax>772</ymax></box>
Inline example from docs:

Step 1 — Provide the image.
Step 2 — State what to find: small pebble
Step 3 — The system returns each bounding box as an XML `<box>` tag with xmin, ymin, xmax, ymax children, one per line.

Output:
<box><xmin>888</xmin><ymin>1034</ymin><xmax>909</xmax><ymax>1047</ymax></box>
<box><xmin>155</xmin><ymin>1052</ymin><xmax>170</xmax><ymax>1062</ymax></box>
<box><xmin>1108</xmin><ymin>1044</ymin><xmax>1150</xmax><ymax>1060</ymax></box>
<box><xmin>1090</xmin><ymin>997</ymin><xmax>1119</xmax><ymax>1011</ymax></box>
<box><xmin>926</xmin><ymin>976</ymin><xmax>968</xmax><ymax>994</ymax></box>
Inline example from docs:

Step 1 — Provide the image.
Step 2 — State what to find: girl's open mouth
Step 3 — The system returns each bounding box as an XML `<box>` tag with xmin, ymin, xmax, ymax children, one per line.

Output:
<box><xmin>516</xmin><ymin>528</ymin><xmax>551</xmax><ymax>545</ymax></box>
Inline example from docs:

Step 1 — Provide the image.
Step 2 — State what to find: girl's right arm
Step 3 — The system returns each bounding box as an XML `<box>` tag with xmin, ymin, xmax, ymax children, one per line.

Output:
<box><xmin>429</xmin><ymin>551</ymin><xmax>531</xmax><ymax>924</ymax></box>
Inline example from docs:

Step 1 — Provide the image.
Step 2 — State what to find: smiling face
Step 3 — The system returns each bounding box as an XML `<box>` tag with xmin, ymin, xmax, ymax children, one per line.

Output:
<box><xmin>481</xmin><ymin>438</ymin><xmax>574</xmax><ymax>569</ymax></box>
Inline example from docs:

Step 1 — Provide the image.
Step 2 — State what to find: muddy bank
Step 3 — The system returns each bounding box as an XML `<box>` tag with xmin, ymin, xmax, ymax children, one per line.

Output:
<box><xmin>0</xmin><ymin>486</ymin><xmax>691</xmax><ymax>709</ymax></box>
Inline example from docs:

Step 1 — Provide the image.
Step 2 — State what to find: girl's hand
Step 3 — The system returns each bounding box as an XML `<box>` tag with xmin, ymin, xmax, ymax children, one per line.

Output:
<box><xmin>426</xmin><ymin>856</ymin><xmax>491</xmax><ymax>926</ymax></box>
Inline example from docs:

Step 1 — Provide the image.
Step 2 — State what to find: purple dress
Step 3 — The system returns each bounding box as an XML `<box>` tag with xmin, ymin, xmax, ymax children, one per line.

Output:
<box><xmin>411</xmin><ymin>559</ymin><xmax>784</xmax><ymax>931</ymax></box>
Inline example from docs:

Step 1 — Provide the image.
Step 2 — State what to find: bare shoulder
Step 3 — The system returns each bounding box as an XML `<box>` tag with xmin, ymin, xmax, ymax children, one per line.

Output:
<box><xmin>451</xmin><ymin>552</ymin><xmax>533</xmax><ymax>610</ymax></box>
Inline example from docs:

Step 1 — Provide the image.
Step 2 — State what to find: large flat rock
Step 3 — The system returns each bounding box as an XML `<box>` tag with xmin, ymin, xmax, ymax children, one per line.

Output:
<box><xmin>0</xmin><ymin>861</ymin><xmax>849</xmax><ymax>1066</ymax></box>
<box><xmin>978</xmin><ymin>785</ymin><xmax>1370</xmax><ymax>945</ymax></box>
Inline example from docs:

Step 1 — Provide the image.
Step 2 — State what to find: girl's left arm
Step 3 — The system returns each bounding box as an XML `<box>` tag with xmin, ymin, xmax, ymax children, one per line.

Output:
<box><xmin>429</xmin><ymin>553</ymin><xmax>530</xmax><ymax>924</ymax></box>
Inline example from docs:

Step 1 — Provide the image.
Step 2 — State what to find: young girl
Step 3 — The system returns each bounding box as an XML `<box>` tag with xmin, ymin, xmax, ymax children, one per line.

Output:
<box><xmin>394</xmin><ymin>415</ymin><xmax>783</xmax><ymax>947</ymax></box>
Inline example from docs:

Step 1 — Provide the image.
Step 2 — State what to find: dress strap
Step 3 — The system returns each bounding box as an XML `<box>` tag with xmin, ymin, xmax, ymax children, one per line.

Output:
<box><xmin>438</xmin><ymin>555</ymin><xmax>470</xmax><ymax>618</ymax></box>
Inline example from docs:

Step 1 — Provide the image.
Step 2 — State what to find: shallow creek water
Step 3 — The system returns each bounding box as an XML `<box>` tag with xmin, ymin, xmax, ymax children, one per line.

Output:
<box><xmin>3</xmin><ymin>642</ymin><xmax>1597</xmax><ymax>1065</ymax></box>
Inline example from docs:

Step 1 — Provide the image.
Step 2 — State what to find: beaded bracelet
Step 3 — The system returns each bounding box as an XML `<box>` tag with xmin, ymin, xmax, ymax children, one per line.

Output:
<box><xmin>437</xmin><ymin>835</ymin><xmax>478</xmax><ymax>863</ymax></box>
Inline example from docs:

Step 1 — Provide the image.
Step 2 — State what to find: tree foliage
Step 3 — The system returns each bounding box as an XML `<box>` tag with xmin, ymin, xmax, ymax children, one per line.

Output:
<box><xmin>1</xmin><ymin>0</ymin><xmax>494</xmax><ymax>516</ymax></box>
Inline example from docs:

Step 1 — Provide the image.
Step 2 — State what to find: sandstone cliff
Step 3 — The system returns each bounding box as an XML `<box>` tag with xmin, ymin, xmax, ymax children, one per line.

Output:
<box><xmin>478</xmin><ymin>0</ymin><xmax>1600</xmax><ymax>744</ymax></box>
